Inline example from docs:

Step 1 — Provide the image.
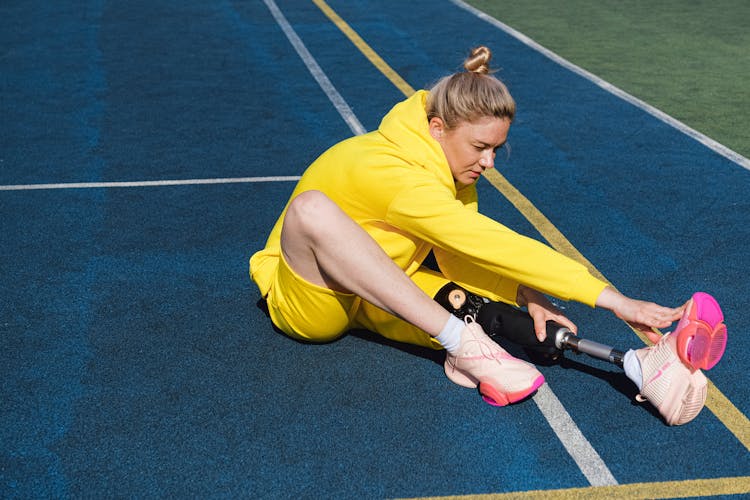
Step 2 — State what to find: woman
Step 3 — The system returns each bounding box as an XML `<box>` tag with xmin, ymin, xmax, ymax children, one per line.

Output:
<box><xmin>251</xmin><ymin>46</ymin><xmax>723</xmax><ymax>425</ymax></box>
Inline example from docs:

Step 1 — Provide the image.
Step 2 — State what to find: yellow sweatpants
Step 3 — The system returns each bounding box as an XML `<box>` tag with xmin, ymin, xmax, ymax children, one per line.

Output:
<box><xmin>264</xmin><ymin>252</ymin><xmax>449</xmax><ymax>350</ymax></box>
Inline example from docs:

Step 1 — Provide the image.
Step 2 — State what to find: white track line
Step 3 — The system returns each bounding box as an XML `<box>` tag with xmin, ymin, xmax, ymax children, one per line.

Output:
<box><xmin>2</xmin><ymin>0</ymin><xmax>364</xmax><ymax>193</ymax></box>
<box><xmin>262</xmin><ymin>0</ymin><xmax>366</xmax><ymax>137</ymax></box>
<box><xmin>450</xmin><ymin>0</ymin><xmax>750</xmax><ymax>172</ymax></box>
<box><xmin>533</xmin><ymin>384</ymin><xmax>618</xmax><ymax>486</ymax></box>
<box><xmin>266</xmin><ymin>1</ymin><xmax>617</xmax><ymax>487</ymax></box>
<box><xmin>0</xmin><ymin>176</ymin><xmax>301</xmax><ymax>191</ymax></box>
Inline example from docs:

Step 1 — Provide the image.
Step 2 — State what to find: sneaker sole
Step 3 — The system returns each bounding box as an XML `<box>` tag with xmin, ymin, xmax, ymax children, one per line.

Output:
<box><xmin>676</xmin><ymin>292</ymin><xmax>727</xmax><ymax>371</ymax></box>
<box><xmin>480</xmin><ymin>374</ymin><xmax>545</xmax><ymax>407</ymax></box>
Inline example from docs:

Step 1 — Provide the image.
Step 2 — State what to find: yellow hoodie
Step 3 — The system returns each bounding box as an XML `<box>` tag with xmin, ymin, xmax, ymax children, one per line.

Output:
<box><xmin>250</xmin><ymin>90</ymin><xmax>607</xmax><ymax>308</ymax></box>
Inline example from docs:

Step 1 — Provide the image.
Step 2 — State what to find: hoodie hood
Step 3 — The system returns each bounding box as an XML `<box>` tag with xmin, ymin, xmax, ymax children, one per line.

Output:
<box><xmin>377</xmin><ymin>90</ymin><xmax>456</xmax><ymax>194</ymax></box>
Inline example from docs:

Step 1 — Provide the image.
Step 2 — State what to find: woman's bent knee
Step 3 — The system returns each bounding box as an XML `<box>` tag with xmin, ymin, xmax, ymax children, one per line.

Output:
<box><xmin>285</xmin><ymin>190</ymin><xmax>341</xmax><ymax>238</ymax></box>
<box><xmin>287</xmin><ymin>190</ymin><xmax>331</xmax><ymax>218</ymax></box>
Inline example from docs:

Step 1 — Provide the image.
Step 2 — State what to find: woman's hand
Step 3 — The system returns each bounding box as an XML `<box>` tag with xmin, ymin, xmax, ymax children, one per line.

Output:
<box><xmin>517</xmin><ymin>285</ymin><xmax>577</xmax><ymax>342</ymax></box>
<box><xmin>595</xmin><ymin>286</ymin><xmax>685</xmax><ymax>342</ymax></box>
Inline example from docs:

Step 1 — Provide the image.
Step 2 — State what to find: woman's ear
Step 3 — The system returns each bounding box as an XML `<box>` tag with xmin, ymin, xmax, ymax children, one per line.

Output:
<box><xmin>428</xmin><ymin>117</ymin><xmax>445</xmax><ymax>142</ymax></box>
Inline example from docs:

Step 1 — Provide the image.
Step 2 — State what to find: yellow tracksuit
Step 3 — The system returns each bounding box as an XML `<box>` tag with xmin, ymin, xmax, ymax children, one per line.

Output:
<box><xmin>250</xmin><ymin>90</ymin><xmax>607</xmax><ymax>348</ymax></box>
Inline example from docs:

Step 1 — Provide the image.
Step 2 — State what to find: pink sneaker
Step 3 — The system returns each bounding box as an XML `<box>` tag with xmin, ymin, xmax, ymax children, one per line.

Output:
<box><xmin>444</xmin><ymin>318</ymin><xmax>545</xmax><ymax>406</ymax></box>
<box><xmin>635</xmin><ymin>334</ymin><xmax>708</xmax><ymax>425</ymax></box>
<box><xmin>635</xmin><ymin>292</ymin><xmax>727</xmax><ymax>425</ymax></box>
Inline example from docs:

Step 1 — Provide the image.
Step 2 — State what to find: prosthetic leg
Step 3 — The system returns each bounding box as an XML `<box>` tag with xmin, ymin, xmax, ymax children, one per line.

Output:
<box><xmin>434</xmin><ymin>282</ymin><xmax>625</xmax><ymax>367</ymax></box>
<box><xmin>553</xmin><ymin>327</ymin><xmax>625</xmax><ymax>367</ymax></box>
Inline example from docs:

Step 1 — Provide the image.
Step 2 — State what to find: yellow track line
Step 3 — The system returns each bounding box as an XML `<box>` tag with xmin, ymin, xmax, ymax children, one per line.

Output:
<box><xmin>311</xmin><ymin>0</ymin><xmax>750</xmax><ymax>462</ymax></box>
<box><xmin>482</xmin><ymin>169</ymin><xmax>607</xmax><ymax>283</ymax></box>
<box><xmin>311</xmin><ymin>0</ymin><xmax>415</xmax><ymax>97</ymax></box>
<box><xmin>406</xmin><ymin>475</ymin><xmax>750</xmax><ymax>499</ymax></box>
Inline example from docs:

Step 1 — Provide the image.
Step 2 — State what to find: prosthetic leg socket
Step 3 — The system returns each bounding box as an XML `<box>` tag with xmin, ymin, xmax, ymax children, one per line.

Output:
<box><xmin>434</xmin><ymin>283</ymin><xmax>563</xmax><ymax>359</ymax></box>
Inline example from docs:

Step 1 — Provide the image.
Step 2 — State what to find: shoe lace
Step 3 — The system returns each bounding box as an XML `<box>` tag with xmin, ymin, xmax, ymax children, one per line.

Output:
<box><xmin>463</xmin><ymin>316</ymin><xmax>511</xmax><ymax>361</ymax></box>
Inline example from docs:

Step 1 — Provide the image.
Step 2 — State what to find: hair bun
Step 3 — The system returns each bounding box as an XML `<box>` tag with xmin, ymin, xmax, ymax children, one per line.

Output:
<box><xmin>463</xmin><ymin>46</ymin><xmax>492</xmax><ymax>74</ymax></box>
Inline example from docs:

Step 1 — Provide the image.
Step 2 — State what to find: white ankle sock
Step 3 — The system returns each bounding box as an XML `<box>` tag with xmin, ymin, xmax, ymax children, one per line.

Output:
<box><xmin>435</xmin><ymin>315</ymin><xmax>464</xmax><ymax>354</ymax></box>
<box><xmin>623</xmin><ymin>349</ymin><xmax>643</xmax><ymax>390</ymax></box>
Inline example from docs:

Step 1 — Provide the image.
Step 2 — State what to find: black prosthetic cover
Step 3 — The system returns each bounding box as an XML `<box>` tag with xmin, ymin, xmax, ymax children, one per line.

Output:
<box><xmin>432</xmin><ymin>282</ymin><xmax>486</xmax><ymax>320</ymax></box>
<box><xmin>476</xmin><ymin>301</ymin><xmax>563</xmax><ymax>358</ymax></box>
<box><xmin>433</xmin><ymin>282</ymin><xmax>563</xmax><ymax>358</ymax></box>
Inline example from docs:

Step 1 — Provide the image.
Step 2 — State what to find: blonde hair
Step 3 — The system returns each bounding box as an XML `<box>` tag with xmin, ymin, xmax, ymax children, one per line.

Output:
<box><xmin>426</xmin><ymin>46</ymin><xmax>515</xmax><ymax>129</ymax></box>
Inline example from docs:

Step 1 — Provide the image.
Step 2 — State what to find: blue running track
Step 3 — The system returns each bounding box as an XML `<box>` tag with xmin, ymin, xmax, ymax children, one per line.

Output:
<box><xmin>1</xmin><ymin>0</ymin><xmax>748</xmax><ymax>497</ymax></box>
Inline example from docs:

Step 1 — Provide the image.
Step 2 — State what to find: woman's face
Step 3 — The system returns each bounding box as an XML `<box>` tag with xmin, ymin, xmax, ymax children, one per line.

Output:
<box><xmin>429</xmin><ymin>115</ymin><xmax>510</xmax><ymax>188</ymax></box>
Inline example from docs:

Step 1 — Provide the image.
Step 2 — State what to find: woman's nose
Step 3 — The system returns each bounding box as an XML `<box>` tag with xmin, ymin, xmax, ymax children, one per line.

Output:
<box><xmin>479</xmin><ymin>151</ymin><xmax>495</xmax><ymax>169</ymax></box>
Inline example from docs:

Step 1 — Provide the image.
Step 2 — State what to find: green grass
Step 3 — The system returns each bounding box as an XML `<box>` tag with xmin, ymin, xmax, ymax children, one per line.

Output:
<box><xmin>466</xmin><ymin>0</ymin><xmax>750</xmax><ymax>160</ymax></box>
